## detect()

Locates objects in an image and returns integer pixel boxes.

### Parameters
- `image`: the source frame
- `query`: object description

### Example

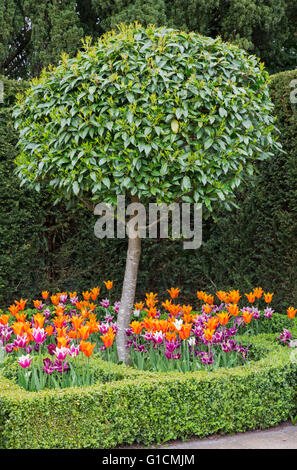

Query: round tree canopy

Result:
[14,23,280,210]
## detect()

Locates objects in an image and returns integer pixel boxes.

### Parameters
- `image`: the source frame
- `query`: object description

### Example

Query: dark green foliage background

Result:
[0,70,296,310]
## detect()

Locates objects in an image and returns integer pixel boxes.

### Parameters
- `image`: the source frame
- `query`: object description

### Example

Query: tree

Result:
[14,23,280,363]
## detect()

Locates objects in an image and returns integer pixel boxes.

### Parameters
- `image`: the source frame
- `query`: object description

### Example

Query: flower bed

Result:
[0,286,297,389]
[1,332,297,449]
[1,286,297,448]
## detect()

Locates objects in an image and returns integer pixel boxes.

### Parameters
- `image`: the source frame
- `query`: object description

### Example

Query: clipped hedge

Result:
[1,330,297,449]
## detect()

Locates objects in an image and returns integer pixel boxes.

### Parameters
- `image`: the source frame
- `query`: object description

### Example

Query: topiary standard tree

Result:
[14,23,280,363]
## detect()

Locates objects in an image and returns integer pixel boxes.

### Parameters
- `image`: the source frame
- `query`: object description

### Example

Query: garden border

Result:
[1,328,297,448]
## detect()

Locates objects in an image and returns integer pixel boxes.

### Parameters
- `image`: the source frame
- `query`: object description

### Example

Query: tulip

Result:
[134,301,144,311]
[253,287,263,299]
[245,292,255,303]
[100,298,110,309]
[32,327,47,344]
[178,323,192,340]
[54,346,69,360]
[14,334,29,348]
[228,290,241,303]
[264,292,274,303]
[167,287,180,299]
[100,328,116,348]
[130,321,144,334]
[69,344,80,357]
[17,354,32,368]
[287,307,297,319]
[104,280,113,290]
[0,314,10,326]
[242,311,253,324]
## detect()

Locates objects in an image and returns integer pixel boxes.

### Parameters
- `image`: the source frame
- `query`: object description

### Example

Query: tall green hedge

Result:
[0,70,296,310]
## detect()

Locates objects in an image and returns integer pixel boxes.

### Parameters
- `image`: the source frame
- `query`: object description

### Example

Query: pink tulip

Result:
[69,344,79,357]
[17,354,32,368]
[32,327,47,344]
[54,346,68,360]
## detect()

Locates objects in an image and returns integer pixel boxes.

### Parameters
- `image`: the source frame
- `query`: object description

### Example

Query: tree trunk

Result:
[116,232,141,364]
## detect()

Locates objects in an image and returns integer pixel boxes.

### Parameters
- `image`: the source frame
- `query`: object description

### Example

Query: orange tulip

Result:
[90,287,100,301]
[42,291,49,300]
[204,317,219,330]
[181,305,193,316]
[33,313,45,328]
[68,329,77,339]
[51,295,60,306]
[253,287,263,299]
[156,319,169,334]
[0,314,10,325]
[216,312,230,326]
[167,287,180,299]
[80,308,90,319]
[86,319,99,333]
[69,292,77,298]
[197,290,206,301]
[82,291,91,301]
[130,321,144,334]
[52,315,67,328]
[45,325,54,336]
[228,290,241,304]
[202,304,213,314]
[144,306,158,318]
[204,328,214,341]
[142,317,156,331]
[182,312,194,324]
[78,325,90,340]
[145,292,158,308]
[216,291,229,303]
[264,292,274,303]
[242,311,253,324]
[11,322,24,336]
[245,292,255,303]
[56,326,68,337]
[165,331,177,341]
[178,323,192,340]
[55,305,65,317]
[57,336,70,348]
[8,304,20,316]
[167,303,181,317]
[204,294,214,305]
[88,303,97,312]
[100,328,115,348]
[134,301,145,311]
[71,315,84,330]
[33,300,43,309]
[162,299,172,312]
[104,280,113,290]
[14,299,27,311]
[227,303,240,317]
[80,340,96,357]
[15,312,27,323]
[287,307,297,319]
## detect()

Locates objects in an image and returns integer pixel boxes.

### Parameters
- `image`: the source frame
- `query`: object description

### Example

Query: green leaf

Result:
[182,175,191,190]
[171,119,179,134]
[73,181,79,195]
